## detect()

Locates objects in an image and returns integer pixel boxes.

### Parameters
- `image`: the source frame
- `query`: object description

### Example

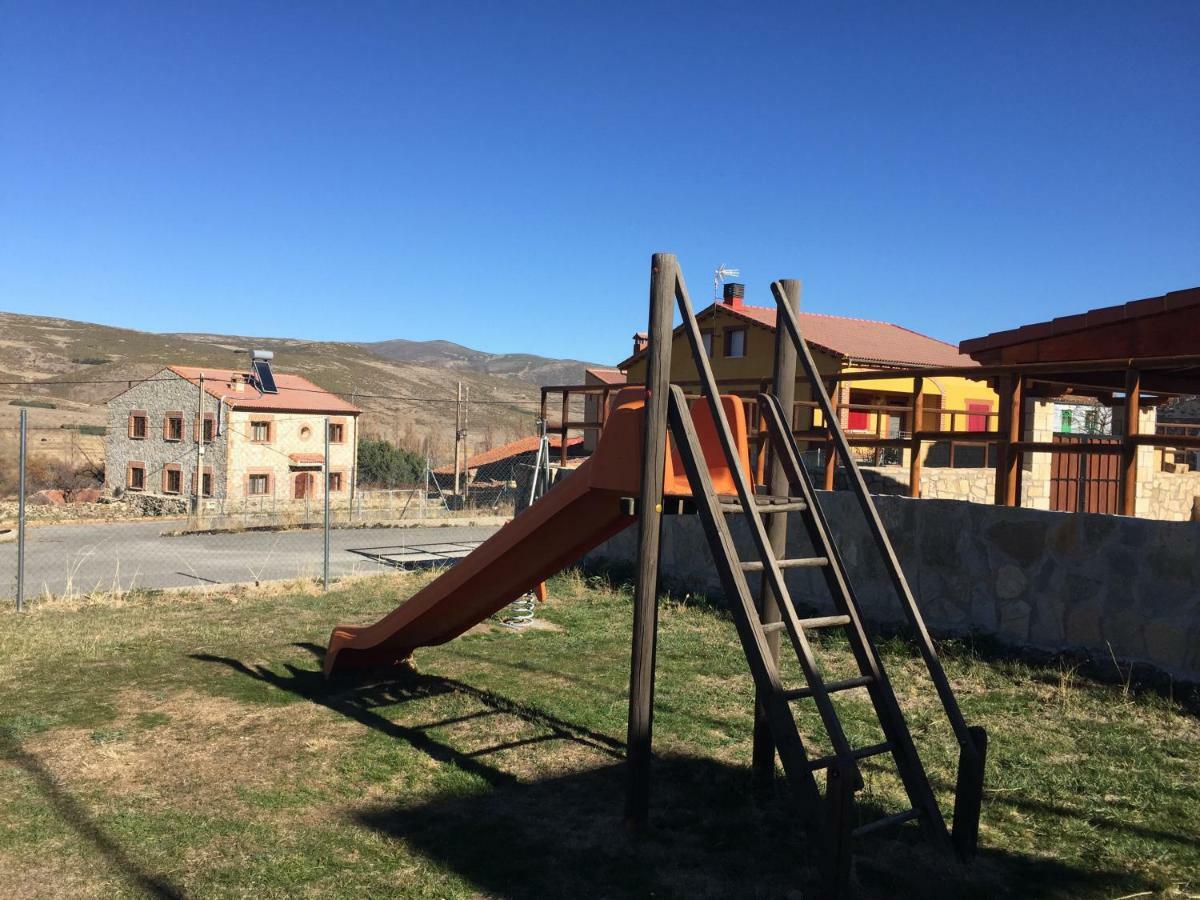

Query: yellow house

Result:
[618,283,996,462]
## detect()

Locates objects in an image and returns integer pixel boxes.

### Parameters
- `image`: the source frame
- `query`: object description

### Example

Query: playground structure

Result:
[325,254,987,896]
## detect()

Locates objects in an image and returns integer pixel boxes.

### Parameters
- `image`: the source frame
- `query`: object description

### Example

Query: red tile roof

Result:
[584,367,627,385]
[619,302,975,369]
[432,435,583,475]
[959,286,1200,357]
[167,366,361,414]
[288,453,326,464]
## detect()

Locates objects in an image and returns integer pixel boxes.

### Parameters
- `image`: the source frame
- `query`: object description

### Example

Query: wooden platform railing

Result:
[541,381,1005,490]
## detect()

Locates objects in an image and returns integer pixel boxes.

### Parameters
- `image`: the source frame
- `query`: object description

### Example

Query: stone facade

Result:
[105,372,228,499]
[223,409,357,502]
[106,371,358,504]
[585,493,1200,681]
[1141,469,1200,522]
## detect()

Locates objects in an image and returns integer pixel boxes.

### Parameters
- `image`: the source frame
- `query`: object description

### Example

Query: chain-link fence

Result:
[0,392,574,605]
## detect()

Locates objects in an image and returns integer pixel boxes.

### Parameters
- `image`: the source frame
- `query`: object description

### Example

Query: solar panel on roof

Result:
[253,358,278,394]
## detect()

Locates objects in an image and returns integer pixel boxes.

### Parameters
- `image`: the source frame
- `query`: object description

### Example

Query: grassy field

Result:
[0,572,1197,898]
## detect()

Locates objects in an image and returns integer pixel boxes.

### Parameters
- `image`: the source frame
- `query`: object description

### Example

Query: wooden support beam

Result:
[908,378,924,498]
[1120,369,1141,516]
[560,391,570,465]
[625,252,675,825]
[823,380,839,490]
[752,277,800,789]
[993,376,1023,506]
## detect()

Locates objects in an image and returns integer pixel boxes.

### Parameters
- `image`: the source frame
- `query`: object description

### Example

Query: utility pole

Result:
[195,373,205,521]
[463,384,470,504]
[16,408,27,612]
[453,381,463,499]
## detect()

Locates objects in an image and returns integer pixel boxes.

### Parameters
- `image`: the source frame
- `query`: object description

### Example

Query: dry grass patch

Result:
[21,688,360,813]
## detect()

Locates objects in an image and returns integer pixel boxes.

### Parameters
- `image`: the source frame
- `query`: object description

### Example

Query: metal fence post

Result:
[16,408,27,612]
[323,416,331,591]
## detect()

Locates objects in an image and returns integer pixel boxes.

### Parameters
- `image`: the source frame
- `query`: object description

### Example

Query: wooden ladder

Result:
[663,270,987,896]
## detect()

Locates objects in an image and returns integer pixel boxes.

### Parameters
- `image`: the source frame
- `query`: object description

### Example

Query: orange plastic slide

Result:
[323,387,749,676]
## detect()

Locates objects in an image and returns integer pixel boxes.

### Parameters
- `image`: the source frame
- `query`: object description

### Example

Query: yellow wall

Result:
[622,305,997,432]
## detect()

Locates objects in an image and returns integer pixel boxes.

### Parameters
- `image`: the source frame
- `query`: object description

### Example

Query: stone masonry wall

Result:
[105,372,227,499]
[1142,469,1200,522]
[585,493,1200,681]
[224,410,357,501]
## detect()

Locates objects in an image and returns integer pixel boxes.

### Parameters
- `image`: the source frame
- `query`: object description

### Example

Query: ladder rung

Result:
[808,740,895,772]
[851,808,920,838]
[797,614,851,630]
[762,614,848,636]
[718,495,808,513]
[739,556,829,572]
[779,675,874,702]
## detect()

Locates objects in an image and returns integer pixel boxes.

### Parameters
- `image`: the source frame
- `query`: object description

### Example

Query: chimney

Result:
[632,332,649,356]
[231,374,245,393]
[722,282,745,309]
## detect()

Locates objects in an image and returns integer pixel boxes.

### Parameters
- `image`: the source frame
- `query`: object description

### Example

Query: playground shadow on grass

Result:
[194,645,1139,900]
[192,643,624,791]
[354,756,1137,900]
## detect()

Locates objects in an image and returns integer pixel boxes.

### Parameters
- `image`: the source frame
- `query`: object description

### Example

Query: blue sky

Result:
[2,1,1197,365]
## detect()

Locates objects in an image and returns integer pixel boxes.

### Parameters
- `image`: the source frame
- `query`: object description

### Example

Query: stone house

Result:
[105,358,361,505]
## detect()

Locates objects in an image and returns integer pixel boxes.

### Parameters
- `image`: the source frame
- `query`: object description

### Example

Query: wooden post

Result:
[908,377,924,498]
[994,376,1023,506]
[1120,369,1141,516]
[625,252,675,825]
[752,278,800,788]
[560,389,570,465]
[823,381,839,490]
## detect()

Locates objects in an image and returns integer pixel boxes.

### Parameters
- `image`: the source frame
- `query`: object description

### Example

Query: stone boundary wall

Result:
[1141,469,1200,522]
[585,492,1200,682]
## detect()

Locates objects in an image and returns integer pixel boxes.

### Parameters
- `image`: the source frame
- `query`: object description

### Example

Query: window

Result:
[164,412,184,442]
[847,410,870,431]
[248,473,270,495]
[128,411,148,440]
[127,462,146,491]
[967,401,992,433]
[195,413,216,443]
[1060,409,1073,434]
[192,467,213,497]
[328,471,344,492]
[250,420,271,443]
[328,422,345,443]
[724,328,746,358]
[163,465,182,494]
[700,331,714,358]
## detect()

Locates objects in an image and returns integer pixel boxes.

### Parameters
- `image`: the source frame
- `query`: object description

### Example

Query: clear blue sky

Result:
[2,1,1197,365]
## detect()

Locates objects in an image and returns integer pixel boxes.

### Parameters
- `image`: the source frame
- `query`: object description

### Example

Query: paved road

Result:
[0,519,503,599]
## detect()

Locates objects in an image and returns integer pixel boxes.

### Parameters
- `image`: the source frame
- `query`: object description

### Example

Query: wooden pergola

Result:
[829,286,1200,515]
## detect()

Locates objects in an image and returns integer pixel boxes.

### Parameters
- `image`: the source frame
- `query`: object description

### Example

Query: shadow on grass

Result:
[191,642,624,791]
[354,756,1137,900]
[193,644,1139,899]
[932,632,1200,717]
[0,734,184,899]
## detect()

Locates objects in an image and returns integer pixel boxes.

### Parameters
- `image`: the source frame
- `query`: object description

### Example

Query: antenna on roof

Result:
[714,265,740,300]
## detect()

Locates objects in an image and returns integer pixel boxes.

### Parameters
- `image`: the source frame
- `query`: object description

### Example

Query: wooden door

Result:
[294,472,314,500]
[1050,435,1120,514]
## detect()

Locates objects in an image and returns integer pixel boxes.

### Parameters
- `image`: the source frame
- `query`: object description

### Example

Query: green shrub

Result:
[357,438,424,487]
[71,357,110,365]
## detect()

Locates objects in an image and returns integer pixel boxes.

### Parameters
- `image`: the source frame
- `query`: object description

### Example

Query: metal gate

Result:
[1050,434,1120,514]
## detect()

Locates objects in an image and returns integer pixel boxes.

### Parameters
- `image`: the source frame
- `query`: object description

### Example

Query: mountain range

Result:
[0,311,604,463]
